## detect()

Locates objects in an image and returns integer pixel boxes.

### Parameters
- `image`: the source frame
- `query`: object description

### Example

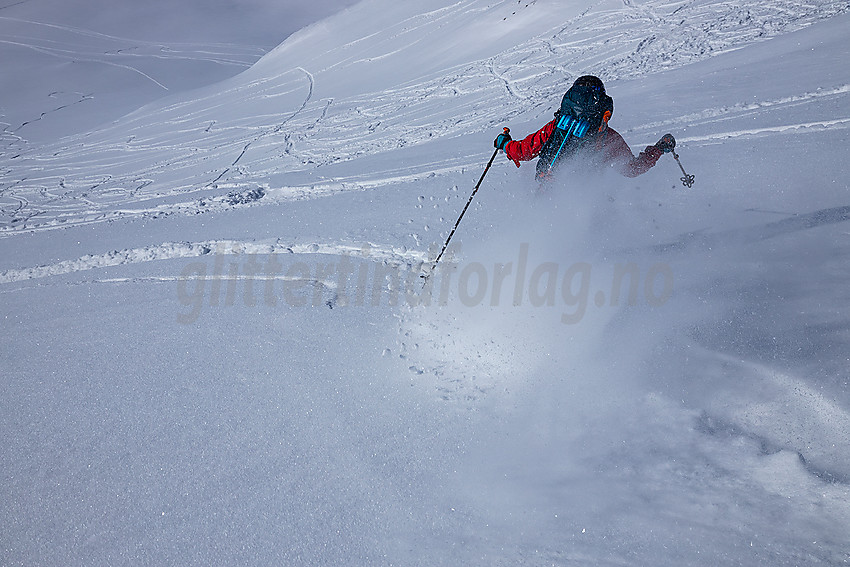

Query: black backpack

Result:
[535,78,614,180]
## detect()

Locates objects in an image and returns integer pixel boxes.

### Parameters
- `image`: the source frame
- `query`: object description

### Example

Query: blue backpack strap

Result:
[538,114,592,175]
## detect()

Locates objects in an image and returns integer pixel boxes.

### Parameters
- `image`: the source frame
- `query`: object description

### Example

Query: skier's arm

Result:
[621,145,663,178]
[603,128,663,178]
[504,119,557,164]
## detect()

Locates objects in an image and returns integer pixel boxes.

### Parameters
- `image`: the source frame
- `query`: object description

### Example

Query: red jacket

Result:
[504,118,663,178]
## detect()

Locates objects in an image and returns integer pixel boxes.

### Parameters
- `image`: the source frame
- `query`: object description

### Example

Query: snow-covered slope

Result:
[3,0,846,236]
[0,0,361,143]
[2,0,850,565]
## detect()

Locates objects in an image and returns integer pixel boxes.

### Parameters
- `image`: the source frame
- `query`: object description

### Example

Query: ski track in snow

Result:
[207,67,315,186]
[0,15,265,71]
[0,238,426,285]
[1,0,847,236]
[0,14,267,158]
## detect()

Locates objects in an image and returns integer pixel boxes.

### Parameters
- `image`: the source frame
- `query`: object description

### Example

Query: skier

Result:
[494,75,676,181]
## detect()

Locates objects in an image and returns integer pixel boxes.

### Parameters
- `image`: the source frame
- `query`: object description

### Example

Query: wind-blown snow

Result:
[2,0,850,565]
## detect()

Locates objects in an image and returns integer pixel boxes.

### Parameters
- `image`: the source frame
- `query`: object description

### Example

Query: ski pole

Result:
[672,149,695,188]
[422,128,509,280]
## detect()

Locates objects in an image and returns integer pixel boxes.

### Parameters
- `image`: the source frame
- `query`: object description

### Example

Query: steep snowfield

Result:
[2,0,850,565]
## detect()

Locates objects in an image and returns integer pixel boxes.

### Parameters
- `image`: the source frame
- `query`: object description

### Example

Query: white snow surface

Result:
[3,0,850,565]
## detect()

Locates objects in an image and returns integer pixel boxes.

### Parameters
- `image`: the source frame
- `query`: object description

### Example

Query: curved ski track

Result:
[0,237,426,286]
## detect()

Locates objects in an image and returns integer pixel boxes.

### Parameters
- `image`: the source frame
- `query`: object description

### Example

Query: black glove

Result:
[494,131,512,150]
[655,133,676,153]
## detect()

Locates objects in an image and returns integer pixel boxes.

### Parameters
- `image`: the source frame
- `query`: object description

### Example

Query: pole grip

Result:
[502,127,520,167]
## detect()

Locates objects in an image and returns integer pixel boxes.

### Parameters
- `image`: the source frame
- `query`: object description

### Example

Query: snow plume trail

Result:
[397,170,667,402]
[396,153,850,561]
